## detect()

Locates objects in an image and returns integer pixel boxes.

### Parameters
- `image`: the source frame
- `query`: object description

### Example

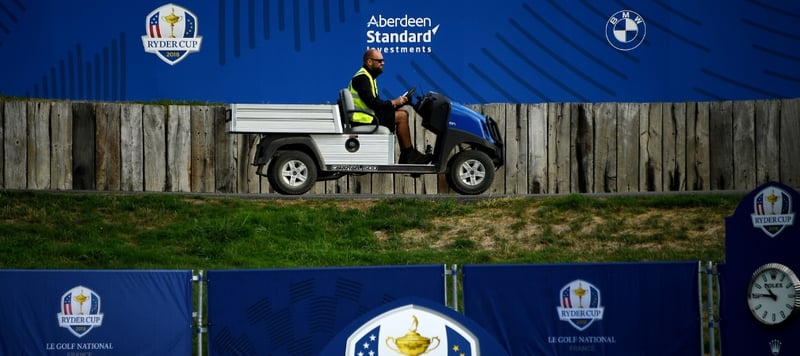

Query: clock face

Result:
[747,263,800,325]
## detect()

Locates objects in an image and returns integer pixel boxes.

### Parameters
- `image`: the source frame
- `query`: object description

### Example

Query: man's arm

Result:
[352,74,394,112]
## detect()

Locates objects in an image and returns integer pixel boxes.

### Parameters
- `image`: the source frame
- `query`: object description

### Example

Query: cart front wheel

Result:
[446,150,495,195]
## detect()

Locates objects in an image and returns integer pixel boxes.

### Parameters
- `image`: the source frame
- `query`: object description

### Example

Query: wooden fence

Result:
[1,98,798,195]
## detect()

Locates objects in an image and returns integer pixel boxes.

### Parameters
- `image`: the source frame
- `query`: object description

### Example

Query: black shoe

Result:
[399,149,432,164]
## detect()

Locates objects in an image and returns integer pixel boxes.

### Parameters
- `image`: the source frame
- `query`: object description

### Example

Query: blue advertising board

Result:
[462,262,701,355]
[718,181,800,356]
[0,270,194,355]
[2,1,799,104]
[206,265,445,355]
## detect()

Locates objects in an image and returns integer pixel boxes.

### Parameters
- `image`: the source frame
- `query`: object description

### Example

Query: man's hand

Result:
[392,95,408,107]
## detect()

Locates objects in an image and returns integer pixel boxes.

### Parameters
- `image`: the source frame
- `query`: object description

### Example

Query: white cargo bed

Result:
[229,103,343,134]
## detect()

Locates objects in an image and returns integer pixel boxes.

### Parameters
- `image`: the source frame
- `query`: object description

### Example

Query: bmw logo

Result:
[605,10,646,51]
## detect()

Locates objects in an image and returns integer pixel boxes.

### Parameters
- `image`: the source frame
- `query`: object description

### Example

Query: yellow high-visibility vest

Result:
[348,68,378,123]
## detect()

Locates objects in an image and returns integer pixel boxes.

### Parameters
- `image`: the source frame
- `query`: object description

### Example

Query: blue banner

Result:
[206,265,445,355]
[0,270,193,355]
[1,1,799,104]
[462,262,701,355]
[718,181,800,356]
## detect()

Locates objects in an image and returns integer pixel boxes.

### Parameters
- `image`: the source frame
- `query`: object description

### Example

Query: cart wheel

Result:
[446,150,495,195]
[267,151,317,195]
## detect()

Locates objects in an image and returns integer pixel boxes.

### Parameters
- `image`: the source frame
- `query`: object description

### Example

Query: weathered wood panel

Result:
[527,104,547,194]
[665,103,687,191]
[617,103,639,192]
[688,102,710,190]
[549,103,573,193]
[575,103,594,193]
[95,102,121,191]
[732,101,756,190]
[642,103,661,191]
[167,105,191,192]
[708,101,734,190]
[754,100,780,183]
[120,104,143,191]
[50,102,72,190]
[27,102,51,190]
[483,104,507,195]
[237,134,262,194]
[594,103,616,192]
[780,99,800,188]
[4,102,26,189]
[72,102,96,190]
[143,105,166,192]
[214,107,237,193]
[190,106,215,193]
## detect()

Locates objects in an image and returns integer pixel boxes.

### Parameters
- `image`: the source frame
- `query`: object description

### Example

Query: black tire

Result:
[267,151,317,195]
[446,150,495,195]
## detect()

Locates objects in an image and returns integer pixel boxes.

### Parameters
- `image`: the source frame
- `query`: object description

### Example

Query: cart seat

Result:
[338,89,390,134]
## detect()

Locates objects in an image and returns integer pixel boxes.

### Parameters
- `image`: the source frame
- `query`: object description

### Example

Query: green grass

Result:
[0,190,743,269]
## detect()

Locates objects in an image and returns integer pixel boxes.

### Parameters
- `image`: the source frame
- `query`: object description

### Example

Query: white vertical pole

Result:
[706,262,716,356]
[451,264,459,312]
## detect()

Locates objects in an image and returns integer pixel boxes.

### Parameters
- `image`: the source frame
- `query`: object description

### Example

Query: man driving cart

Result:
[349,49,432,164]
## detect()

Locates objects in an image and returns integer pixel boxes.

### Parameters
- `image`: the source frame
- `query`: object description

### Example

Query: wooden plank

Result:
[237,134,262,194]
[143,105,166,192]
[72,102,96,190]
[754,100,780,184]
[616,103,639,192]
[688,102,710,190]
[575,103,594,193]
[482,103,506,194]
[642,103,661,191]
[167,105,192,192]
[190,106,215,193]
[664,103,687,191]
[780,98,800,188]
[732,100,756,190]
[548,103,572,193]
[507,103,524,194]
[567,104,580,193]
[50,102,72,190]
[419,111,438,195]
[27,102,51,190]
[593,103,617,193]
[120,104,144,191]
[4,101,27,189]
[686,103,708,190]
[95,103,121,190]
[527,104,547,194]
[708,101,734,190]
[214,106,237,193]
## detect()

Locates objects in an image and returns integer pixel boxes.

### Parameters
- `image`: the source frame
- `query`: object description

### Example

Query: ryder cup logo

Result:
[57,286,104,338]
[752,186,794,238]
[557,280,604,331]
[141,4,203,65]
[605,10,646,51]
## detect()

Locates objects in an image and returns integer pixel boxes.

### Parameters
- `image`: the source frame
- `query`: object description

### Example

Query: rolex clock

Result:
[747,263,800,325]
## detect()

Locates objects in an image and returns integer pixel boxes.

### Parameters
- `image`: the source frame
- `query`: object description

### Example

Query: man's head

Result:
[362,49,385,75]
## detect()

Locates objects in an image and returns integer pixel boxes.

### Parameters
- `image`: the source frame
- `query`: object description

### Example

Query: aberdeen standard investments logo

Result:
[141,4,203,65]
[57,286,104,338]
[605,10,646,51]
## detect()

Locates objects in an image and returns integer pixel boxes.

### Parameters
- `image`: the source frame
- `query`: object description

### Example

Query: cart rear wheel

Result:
[446,150,495,195]
[267,151,317,195]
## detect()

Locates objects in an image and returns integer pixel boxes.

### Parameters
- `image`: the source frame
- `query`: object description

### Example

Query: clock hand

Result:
[767,288,778,301]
